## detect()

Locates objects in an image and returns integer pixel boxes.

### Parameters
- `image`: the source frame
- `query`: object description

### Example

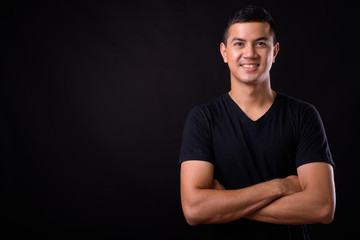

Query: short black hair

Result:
[223,5,277,46]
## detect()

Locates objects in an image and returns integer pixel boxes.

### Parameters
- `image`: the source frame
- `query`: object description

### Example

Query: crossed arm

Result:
[180,160,335,226]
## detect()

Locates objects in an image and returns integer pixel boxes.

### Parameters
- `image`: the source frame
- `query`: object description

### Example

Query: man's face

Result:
[220,22,279,85]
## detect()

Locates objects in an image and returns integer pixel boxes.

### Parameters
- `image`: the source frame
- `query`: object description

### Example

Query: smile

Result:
[240,64,259,68]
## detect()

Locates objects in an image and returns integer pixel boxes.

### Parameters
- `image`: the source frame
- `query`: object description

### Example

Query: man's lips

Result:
[240,63,260,68]
[240,63,260,71]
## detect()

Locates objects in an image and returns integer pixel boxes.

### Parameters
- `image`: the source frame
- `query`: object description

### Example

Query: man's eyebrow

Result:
[255,37,269,41]
[231,37,245,42]
[231,37,270,42]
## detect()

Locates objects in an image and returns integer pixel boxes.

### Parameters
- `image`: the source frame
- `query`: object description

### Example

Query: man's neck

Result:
[229,78,276,120]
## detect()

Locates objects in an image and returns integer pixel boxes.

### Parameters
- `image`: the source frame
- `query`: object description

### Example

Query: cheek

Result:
[228,51,241,64]
[267,49,275,61]
[259,51,273,66]
[267,54,275,66]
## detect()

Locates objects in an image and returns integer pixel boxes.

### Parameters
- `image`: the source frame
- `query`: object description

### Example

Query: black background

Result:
[3,0,359,239]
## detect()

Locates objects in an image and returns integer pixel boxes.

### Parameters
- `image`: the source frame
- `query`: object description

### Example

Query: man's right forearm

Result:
[182,177,299,226]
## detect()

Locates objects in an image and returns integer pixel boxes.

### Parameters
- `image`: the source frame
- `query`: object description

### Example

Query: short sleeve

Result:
[295,105,335,168]
[178,106,214,166]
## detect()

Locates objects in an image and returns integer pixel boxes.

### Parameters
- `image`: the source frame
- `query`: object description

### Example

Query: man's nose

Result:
[243,45,257,58]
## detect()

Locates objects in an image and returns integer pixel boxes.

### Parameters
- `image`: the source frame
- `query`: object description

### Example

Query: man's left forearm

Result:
[246,162,335,225]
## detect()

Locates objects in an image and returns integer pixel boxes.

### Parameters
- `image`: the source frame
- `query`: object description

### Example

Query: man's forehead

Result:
[228,22,272,38]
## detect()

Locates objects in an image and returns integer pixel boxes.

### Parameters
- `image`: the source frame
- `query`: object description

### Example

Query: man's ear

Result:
[220,42,228,63]
[272,42,280,63]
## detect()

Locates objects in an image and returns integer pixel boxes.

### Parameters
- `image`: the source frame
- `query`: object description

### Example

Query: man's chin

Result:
[232,76,261,85]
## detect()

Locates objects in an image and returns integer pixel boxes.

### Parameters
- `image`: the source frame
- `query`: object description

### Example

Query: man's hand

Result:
[282,175,302,196]
[212,179,225,190]
[212,176,302,195]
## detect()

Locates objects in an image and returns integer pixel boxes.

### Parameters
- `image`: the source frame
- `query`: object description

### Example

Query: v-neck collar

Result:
[223,91,280,126]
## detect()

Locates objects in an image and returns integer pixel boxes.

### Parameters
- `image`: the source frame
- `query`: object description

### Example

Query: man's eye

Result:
[234,42,244,47]
[256,42,266,47]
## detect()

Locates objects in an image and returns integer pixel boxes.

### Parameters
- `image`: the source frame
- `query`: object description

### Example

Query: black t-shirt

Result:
[179,92,334,239]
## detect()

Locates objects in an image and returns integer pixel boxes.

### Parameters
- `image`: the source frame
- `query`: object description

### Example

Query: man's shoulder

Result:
[277,92,317,113]
[190,93,228,114]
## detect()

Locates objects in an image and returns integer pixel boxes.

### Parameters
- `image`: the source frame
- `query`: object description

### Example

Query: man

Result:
[178,5,335,239]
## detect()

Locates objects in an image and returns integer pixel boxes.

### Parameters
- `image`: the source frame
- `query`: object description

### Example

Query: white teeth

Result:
[242,64,258,68]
